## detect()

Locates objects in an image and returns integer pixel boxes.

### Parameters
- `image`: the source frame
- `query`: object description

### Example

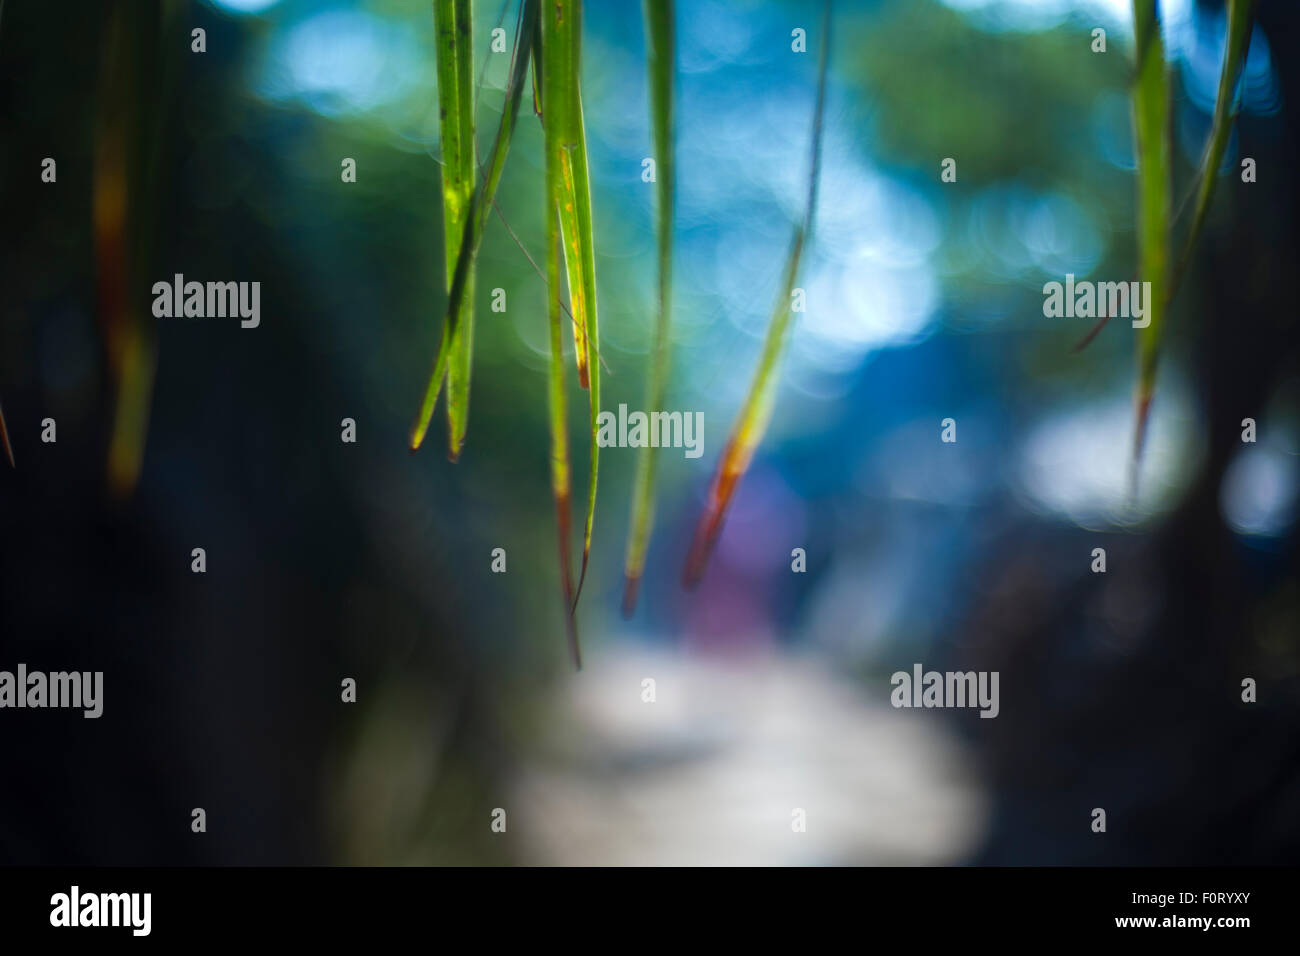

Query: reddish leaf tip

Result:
[621,574,641,618]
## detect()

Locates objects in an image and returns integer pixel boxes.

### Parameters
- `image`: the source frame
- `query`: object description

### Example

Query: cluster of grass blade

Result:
[412,0,477,461]
[408,0,833,649]
[622,0,676,617]
[411,0,600,668]
[1127,0,1255,491]
[411,0,537,454]
[682,0,831,588]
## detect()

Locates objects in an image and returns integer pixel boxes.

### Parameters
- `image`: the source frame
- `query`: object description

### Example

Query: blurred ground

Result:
[512,648,986,865]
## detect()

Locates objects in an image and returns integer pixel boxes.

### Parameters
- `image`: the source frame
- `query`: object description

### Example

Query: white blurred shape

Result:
[1017,393,1201,527]
[512,648,986,865]
[1221,443,1298,538]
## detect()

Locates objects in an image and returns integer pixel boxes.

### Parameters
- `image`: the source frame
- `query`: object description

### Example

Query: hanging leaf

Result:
[541,0,599,667]
[1128,0,1172,491]
[426,0,476,460]
[1168,0,1257,299]
[412,0,539,454]
[683,0,831,588]
[623,0,675,616]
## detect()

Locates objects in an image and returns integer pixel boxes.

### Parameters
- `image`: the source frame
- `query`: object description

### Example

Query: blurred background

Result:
[0,0,1296,865]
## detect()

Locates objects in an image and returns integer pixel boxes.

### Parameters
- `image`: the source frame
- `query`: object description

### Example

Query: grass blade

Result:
[560,98,602,608]
[539,0,601,615]
[541,0,587,667]
[1168,0,1256,301]
[423,0,476,461]
[1128,0,1172,492]
[411,0,538,453]
[622,0,675,616]
[1080,2,1254,365]
[683,0,830,588]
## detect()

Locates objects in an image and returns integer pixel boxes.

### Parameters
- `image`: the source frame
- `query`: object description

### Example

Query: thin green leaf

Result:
[420,0,476,461]
[1128,0,1172,491]
[542,0,586,668]
[683,0,830,588]
[623,0,675,616]
[1168,0,1256,301]
[536,0,601,615]
[411,0,538,453]
[562,101,602,609]
[1078,0,1254,367]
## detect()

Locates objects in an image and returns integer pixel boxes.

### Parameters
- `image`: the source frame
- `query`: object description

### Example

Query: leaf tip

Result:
[0,403,14,469]
[1129,387,1155,499]
[620,574,641,618]
[682,531,712,591]
[572,550,590,613]
[564,597,583,670]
